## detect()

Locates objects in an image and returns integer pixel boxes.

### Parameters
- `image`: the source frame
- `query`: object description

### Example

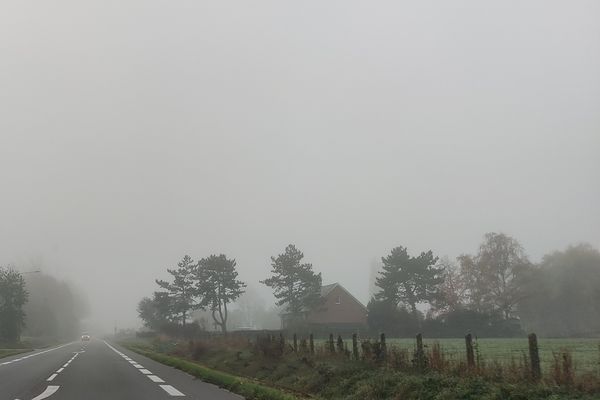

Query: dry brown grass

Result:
[148,334,600,395]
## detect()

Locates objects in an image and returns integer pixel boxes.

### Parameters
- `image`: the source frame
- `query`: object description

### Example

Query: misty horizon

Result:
[1,1,598,334]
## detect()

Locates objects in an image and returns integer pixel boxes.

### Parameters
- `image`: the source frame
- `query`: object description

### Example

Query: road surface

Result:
[0,339,242,400]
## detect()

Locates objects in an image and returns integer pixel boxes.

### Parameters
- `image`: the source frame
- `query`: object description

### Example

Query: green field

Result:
[315,337,600,373]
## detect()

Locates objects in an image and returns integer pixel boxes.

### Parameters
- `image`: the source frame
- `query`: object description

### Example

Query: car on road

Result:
[81,334,91,341]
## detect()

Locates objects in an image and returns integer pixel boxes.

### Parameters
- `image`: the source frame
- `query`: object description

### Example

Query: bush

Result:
[367,300,420,337]
[422,310,524,338]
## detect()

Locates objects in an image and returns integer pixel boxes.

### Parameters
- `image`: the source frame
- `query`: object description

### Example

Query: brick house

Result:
[281,282,368,334]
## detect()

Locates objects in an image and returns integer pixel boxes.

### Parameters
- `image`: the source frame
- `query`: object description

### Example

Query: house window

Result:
[335,295,341,305]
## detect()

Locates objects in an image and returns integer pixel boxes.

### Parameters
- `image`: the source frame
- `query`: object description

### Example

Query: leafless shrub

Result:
[427,342,447,372]
[388,346,410,370]
[551,349,574,387]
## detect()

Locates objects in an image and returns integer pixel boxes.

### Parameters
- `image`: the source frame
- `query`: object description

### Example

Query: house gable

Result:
[305,283,367,325]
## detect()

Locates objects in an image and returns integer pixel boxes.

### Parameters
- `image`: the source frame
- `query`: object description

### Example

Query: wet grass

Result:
[123,342,302,400]
[314,337,600,372]
[401,338,599,373]
[0,348,32,359]
[122,336,600,400]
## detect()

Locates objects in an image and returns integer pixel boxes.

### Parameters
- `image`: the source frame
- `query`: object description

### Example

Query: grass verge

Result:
[121,337,600,400]
[0,348,33,359]
[122,343,303,400]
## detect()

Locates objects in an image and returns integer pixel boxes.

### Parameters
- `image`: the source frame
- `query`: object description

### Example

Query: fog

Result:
[1,1,598,333]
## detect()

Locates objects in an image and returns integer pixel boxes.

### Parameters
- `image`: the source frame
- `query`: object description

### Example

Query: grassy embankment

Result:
[0,337,63,359]
[123,340,299,400]
[123,336,600,400]
[0,346,33,359]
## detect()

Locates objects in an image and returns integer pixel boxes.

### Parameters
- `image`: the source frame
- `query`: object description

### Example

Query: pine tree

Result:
[196,254,245,333]
[375,246,443,321]
[155,255,197,326]
[261,244,322,320]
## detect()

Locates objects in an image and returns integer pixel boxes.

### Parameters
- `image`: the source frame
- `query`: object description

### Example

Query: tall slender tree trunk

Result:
[222,301,228,334]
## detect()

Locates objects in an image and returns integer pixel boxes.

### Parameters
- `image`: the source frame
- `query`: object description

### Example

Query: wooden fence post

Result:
[352,333,359,360]
[597,344,600,378]
[415,333,425,370]
[293,333,298,353]
[328,333,335,354]
[279,333,285,355]
[380,333,387,361]
[309,333,314,355]
[528,333,541,380]
[465,333,475,370]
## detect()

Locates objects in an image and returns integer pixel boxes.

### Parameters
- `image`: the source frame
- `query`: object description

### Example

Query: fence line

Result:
[251,330,600,381]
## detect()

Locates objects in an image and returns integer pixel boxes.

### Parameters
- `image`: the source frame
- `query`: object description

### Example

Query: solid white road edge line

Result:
[160,385,185,396]
[31,386,60,400]
[0,342,76,368]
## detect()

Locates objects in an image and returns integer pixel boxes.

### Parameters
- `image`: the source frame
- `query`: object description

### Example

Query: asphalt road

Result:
[0,339,242,400]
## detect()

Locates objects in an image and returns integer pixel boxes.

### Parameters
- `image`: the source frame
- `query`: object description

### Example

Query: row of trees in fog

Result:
[369,232,530,335]
[0,267,88,344]
[139,233,600,338]
[138,255,246,334]
[139,244,323,334]
[517,244,600,336]
[22,273,89,341]
[368,234,600,337]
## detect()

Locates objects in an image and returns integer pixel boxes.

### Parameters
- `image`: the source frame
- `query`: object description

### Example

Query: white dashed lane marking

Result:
[148,375,165,383]
[42,343,87,385]
[103,341,186,397]
[160,385,185,396]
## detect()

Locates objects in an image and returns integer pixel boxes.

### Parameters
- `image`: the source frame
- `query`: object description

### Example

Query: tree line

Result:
[369,233,600,337]
[138,254,246,334]
[139,245,322,334]
[0,267,88,344]
[139,234,600,338]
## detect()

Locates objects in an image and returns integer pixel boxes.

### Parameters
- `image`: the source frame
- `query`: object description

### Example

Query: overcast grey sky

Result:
[1,1,599,331]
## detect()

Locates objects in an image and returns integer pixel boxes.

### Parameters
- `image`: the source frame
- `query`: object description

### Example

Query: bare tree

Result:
[459,233,531,319]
